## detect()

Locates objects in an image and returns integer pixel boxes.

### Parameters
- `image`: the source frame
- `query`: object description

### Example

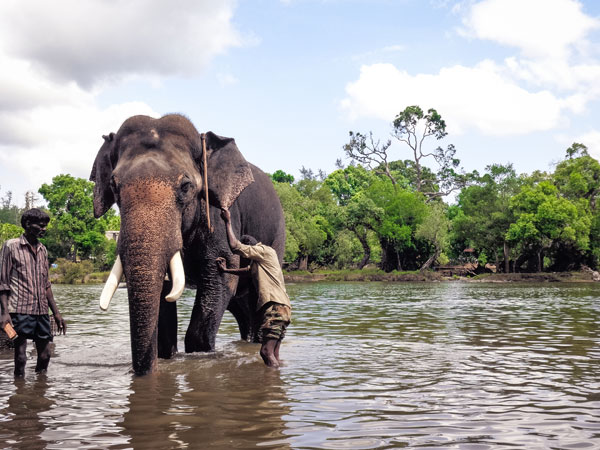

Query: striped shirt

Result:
[0,235,51,314]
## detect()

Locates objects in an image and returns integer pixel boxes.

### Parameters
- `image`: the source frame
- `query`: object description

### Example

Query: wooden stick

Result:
[201,133,212,232]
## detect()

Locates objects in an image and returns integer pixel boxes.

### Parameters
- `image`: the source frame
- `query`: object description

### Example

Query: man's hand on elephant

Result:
[216,257,227,271]
[220,208,230,223]
[54,313,67,335]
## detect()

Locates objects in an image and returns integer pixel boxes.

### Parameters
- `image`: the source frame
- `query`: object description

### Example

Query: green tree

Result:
[507,181,591,272]
[451,164,520,272]
[416,202,450,271]
[325,165,374,206]
[392,106,477,198]
[271,170,295,184]
[365,177,428,271]
[553,143,600,210]
[344,105,476,199]
[0,223,23,246]
[272,181,331,269]
[0,189,21,225]
[39,174,119,263]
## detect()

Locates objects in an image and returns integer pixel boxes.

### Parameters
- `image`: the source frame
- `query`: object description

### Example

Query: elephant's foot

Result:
[259,338,280,368]
[184,330,215,353]
[157,342,177,359]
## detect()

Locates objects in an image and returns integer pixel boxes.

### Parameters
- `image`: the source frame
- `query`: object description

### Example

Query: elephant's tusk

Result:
[165,251,185,302]
[99,255,123,311]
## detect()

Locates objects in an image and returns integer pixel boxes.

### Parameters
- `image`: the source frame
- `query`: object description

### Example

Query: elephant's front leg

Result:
[158,280,178,358]
[184,273,236,353]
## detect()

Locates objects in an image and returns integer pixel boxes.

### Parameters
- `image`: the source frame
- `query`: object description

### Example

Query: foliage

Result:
[0,223,23,246]
[38,174,120,265]
[506,180,591,271]
[272,181,331,267]
[416,202,450,270]
[271,170,295,184]
[3,123,600,277]
[51,258,95,284]
[450,164,520,271]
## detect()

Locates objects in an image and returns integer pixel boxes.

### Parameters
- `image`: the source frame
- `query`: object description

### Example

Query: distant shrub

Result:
[51,258,95,284]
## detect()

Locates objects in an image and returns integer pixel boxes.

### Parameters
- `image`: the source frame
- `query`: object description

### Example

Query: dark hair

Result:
[21,208,50,228]
[240,235,258,245]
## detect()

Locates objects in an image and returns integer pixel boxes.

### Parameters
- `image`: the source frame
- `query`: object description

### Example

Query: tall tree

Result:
[553,143,600,210]
[451,164,520,272]
[326,166,380,268]
[365,177,428,271]
[392,106,476,198]
[416,202,450,271]
[344,105,475,199]
[507,181,591,272]
[39,174,119,261]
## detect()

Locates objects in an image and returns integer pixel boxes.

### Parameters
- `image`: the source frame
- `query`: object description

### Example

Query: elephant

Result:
[90,114,286,375]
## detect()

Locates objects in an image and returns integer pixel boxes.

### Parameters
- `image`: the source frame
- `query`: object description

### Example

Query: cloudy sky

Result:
[1,0,599,206]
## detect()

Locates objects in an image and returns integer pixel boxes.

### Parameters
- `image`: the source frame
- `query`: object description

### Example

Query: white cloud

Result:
[0,100,159,200]
[575,130,600,160]
[0,0,244,205]
[342,0,600,137]
[342,62,562,136]
[460,0,600,92]
[0,0,243,88]
[460,0,599,59]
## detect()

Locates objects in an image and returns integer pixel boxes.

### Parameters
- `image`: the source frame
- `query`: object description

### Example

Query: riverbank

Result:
[49,268,599,285]
[283,269,599,283]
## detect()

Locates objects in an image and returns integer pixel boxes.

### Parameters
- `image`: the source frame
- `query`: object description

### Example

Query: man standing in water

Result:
[0,208,66,377]
[217,208,291,368]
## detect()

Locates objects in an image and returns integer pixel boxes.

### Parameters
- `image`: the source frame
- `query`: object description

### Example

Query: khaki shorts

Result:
[259,302,291,341]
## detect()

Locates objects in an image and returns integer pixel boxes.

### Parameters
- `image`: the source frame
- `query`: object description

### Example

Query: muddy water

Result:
[0,282,599,449]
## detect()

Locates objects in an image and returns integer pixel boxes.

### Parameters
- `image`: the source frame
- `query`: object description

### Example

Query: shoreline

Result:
[49,269,600,285]
[283,270,599,283]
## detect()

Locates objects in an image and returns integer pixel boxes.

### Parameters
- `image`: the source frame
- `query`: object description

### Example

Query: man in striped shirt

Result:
[0,208,66,377]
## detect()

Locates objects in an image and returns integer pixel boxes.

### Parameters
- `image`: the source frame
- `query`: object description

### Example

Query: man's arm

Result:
[0,291,11,329]
[216,257,251,276]
[0,243,12,328]
[221,208,241,250]
[47,286,66,334]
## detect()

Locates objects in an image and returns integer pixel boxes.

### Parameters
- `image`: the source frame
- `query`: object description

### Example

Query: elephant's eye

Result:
[180,180,192,194]
[177,178,195,205]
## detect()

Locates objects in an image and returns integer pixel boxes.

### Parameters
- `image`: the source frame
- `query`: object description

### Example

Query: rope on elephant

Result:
[201,133,213,232]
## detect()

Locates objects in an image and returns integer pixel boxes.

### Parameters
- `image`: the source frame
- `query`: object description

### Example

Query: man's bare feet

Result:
[260,338,280,368]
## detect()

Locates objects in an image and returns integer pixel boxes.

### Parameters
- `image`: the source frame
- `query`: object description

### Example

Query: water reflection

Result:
[120,348,291,449]
[0,377,53,450]
[0,282,598,449]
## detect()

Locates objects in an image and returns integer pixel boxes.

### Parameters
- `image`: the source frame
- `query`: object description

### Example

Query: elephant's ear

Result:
[90,132,117,218]
[203,131,254,209]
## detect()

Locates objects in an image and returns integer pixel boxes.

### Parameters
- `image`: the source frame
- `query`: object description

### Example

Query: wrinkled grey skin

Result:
[90,114,285,375]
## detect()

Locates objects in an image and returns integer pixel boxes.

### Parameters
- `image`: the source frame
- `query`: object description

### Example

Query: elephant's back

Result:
[236,164,286,265]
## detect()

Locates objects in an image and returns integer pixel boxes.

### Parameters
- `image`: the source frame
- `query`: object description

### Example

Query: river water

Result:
[0,282,599,449]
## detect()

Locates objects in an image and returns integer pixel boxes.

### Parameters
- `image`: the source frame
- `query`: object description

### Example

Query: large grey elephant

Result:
[90,114,285,375]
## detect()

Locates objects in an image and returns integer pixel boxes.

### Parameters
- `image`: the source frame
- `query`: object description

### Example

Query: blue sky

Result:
[1,0,600,206]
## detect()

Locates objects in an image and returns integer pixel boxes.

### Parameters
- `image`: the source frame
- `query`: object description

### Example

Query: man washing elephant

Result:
[217,208,291,368]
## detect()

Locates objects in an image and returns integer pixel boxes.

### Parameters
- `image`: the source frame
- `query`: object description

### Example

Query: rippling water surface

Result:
[0,282,599,449]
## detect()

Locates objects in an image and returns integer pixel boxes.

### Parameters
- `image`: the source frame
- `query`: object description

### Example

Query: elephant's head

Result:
[90,114,253,375]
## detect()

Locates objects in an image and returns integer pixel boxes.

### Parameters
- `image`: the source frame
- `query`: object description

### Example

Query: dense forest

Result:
[1,106,599,275]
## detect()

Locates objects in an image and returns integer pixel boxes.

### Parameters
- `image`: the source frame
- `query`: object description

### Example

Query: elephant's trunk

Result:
[118,179,184,375]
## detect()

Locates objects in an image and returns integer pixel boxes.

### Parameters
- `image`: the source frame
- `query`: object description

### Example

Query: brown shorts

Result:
[259,302,291,341]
